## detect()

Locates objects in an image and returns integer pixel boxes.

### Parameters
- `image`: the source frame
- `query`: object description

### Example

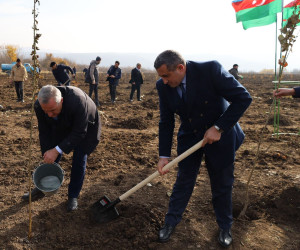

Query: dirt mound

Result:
[141,99,158,109]
[110,117,149,130]
[267,114,293,126]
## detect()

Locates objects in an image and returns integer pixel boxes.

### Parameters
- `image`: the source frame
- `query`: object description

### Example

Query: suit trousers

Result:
[14,81,24,101]
[89,83,99,105]
[165,147,234,230]
[109,83,117,102]
[130,83,141,100]
[55,146,87,198]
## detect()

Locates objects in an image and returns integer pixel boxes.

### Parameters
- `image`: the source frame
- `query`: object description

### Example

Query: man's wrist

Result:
[214,125,224,133]
[55,146,63,154]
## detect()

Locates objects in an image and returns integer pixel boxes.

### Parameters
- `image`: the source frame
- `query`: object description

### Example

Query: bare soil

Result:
[0,72,299,249]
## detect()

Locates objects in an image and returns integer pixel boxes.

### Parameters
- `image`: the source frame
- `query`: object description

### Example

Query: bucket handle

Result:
[32,162,65,175]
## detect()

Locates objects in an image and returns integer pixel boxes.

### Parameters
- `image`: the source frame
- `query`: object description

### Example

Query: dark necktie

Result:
[179,83,186,102]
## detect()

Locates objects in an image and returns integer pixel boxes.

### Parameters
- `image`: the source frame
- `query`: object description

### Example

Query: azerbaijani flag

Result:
[283,0,300,26]
[232,0,282,22]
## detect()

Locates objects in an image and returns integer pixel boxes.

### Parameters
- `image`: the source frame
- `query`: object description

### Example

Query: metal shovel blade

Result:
[90,195,120,224]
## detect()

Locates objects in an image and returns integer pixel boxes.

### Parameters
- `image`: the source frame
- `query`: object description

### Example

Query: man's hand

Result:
[157,158,169,175]
[132,82,136,85]
[43,148,59,163]
[273,88,295,98]
[72,74,76,78]
[110,75,115,78]
[202,126,222,147]
[92,80,96,85]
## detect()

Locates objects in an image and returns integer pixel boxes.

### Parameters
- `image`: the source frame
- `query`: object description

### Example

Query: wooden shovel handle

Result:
[119,139,204,201]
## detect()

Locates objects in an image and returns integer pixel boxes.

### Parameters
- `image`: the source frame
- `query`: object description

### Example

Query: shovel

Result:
[91,139,204,224]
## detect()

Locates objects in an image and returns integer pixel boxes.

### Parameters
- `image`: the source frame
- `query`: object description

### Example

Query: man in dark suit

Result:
[106,61,122,103]
[154,50,252,247]
[129,63,144,101]
[22,85,101,211]
[50,62,75,86]
[274,87,300,98]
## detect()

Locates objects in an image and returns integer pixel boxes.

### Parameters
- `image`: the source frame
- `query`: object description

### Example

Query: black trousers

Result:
[165,147,234,230]
[55,146,87,198]
[130,83,141,100]
[14,81,24,101]
[109,83,117,102]
[89,83,99,105]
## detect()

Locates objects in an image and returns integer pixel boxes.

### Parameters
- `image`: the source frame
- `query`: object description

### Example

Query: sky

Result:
[0,0,299,71]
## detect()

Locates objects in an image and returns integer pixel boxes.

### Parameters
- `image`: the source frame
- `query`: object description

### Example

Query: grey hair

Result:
[136,63,141,67]
[154,50,185,71]
[38,85,62,104]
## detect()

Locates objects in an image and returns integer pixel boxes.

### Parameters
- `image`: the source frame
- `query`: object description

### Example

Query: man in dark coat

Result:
[50,62,75,86]
[228,64,242,81]
[129,63,144,101]
[86,56,101,107]
[73,66,77,79]
[106,61,122,103]
[154,50,252,247]
[22,85,101,211]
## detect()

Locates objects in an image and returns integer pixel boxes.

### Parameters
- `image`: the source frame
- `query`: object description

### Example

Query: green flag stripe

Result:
[242,14,277,30]
[236,0,282,22]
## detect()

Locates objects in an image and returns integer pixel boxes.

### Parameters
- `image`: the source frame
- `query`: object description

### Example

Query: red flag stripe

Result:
[232,0,275,12]
[285,0,300,8]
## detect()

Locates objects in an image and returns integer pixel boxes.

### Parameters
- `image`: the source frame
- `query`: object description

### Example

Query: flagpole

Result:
[277,0,285,136]
[274,14,278,133]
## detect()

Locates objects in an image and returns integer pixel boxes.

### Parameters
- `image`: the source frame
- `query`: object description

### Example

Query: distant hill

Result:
[40,51,275,72]
[19,48,286,72]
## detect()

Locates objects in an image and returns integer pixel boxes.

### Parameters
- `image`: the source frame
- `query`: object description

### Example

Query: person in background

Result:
[50,62,75,86]
[73,66,77,79]
[87,56,101,107]
[154,50,252,247]
[106,61,122,103]
[11,58,28,103]
[129,63,144,102]
[229,64,243,81]
[22,85,101,212]
[274,87,300,98]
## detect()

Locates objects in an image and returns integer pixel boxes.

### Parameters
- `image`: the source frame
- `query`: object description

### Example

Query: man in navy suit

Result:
[154,50,252,247]
[106,61,122,103]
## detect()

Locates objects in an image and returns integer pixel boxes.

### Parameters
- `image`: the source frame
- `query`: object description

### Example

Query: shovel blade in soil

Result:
[90,195,120,224]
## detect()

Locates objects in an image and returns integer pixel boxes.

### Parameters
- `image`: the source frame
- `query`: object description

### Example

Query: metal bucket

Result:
[33,163,64,196]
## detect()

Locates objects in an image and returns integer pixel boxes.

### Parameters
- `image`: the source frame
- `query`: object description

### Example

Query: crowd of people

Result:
[4,51,298,248]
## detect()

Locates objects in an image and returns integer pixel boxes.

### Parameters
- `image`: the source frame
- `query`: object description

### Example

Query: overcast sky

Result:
[0,0,299,71]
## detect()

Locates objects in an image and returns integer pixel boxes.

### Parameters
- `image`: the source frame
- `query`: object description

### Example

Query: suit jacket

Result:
[107,65,122,85]
[34,86,101,155]
[156,60,252,166]
[294,87,300,98]
[130,68,143,85]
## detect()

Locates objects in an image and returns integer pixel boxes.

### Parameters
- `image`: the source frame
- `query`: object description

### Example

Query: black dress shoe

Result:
[158,224,175,243]
[67,198,78,212]
[218,228,233,248]
[22,187,45,201]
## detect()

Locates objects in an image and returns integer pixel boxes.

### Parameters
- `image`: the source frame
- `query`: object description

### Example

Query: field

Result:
[0,72,299,249]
